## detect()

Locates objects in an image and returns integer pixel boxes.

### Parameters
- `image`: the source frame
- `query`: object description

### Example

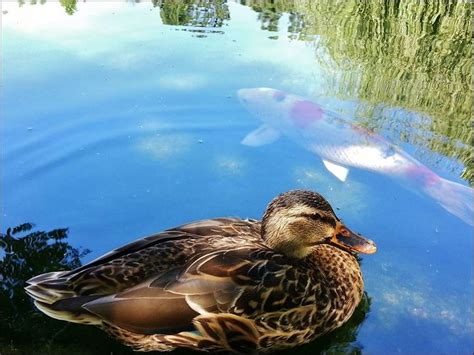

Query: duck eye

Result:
[298,213,319,221]
[296,213,337,229]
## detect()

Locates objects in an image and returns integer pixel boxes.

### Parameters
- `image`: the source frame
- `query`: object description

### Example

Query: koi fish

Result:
[238,87,473,226]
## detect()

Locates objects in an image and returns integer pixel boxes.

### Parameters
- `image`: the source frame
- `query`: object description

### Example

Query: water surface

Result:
[1,1,472,354]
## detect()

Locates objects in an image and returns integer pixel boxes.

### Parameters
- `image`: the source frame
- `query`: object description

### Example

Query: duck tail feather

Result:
[26,271,70,285]
[34,297,102,325]
[25,270,75,304]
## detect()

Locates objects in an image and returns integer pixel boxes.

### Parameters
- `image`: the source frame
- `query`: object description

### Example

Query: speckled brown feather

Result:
[26,202,367,352]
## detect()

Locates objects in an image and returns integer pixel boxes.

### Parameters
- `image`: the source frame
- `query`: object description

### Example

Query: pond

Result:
[1,1,472,354]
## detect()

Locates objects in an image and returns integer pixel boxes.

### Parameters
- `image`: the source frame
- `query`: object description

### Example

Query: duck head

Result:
[262,190,376,259]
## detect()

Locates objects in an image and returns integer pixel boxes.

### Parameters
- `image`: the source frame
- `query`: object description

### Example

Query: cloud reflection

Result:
[137,133,194,160]
[158,73,208,91]
[214,155,247,177]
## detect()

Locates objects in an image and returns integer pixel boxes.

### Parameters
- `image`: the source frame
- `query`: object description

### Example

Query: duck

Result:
[25,190,376,353]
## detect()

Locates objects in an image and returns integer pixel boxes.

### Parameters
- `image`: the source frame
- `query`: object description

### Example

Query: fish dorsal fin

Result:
[241,124,281,147]
[322,159,349,182]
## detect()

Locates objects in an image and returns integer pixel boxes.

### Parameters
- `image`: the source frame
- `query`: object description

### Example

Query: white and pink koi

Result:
[238,87,473,226]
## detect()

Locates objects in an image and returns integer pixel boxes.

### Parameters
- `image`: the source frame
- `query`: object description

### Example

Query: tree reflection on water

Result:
[0,223,128,354]
[154,0,230,28]
[0,223,371,354]
[13,0,472,185]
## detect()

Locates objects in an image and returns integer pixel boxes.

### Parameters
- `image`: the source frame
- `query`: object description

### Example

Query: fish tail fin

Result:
[424,177,473,226]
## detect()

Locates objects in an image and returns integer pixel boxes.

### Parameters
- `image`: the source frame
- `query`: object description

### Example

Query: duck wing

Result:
[27,230,315,352]
[172,217,260,239]
[62,217,257,278]
[80,246,272,335]
[25,218,262,306]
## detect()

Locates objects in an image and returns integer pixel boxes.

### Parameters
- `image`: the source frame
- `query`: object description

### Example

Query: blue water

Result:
[1,2,472,354]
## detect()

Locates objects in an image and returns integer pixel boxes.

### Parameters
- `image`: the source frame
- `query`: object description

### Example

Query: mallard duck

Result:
[25,190,376,353]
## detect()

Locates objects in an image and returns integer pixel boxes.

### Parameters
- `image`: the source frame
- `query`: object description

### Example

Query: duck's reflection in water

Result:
[0,223,371,354]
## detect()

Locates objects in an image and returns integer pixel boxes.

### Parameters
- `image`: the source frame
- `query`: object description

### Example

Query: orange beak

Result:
[330,222,377,254]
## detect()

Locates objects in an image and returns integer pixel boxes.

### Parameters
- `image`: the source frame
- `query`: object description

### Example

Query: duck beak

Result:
[331,222,377,254]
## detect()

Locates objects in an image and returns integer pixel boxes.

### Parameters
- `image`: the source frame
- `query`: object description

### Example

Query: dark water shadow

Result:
[0,223,129,354]
[0,223,370,354]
